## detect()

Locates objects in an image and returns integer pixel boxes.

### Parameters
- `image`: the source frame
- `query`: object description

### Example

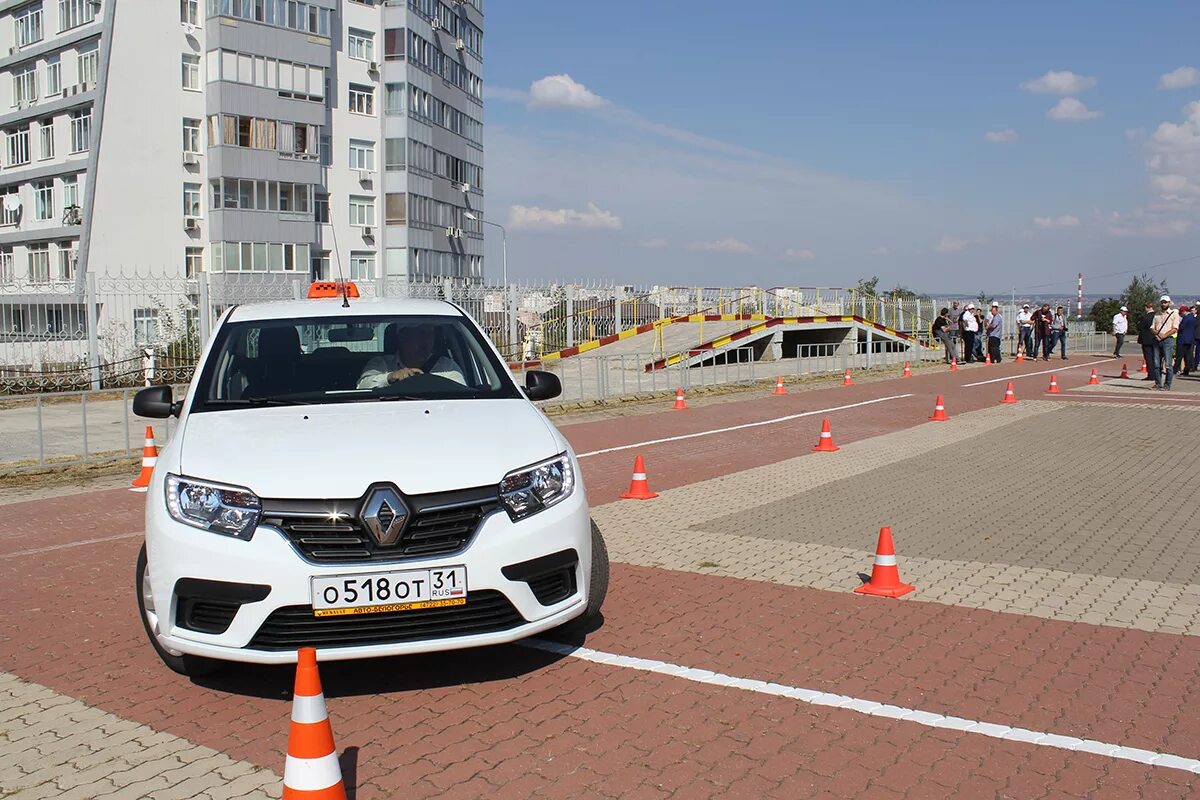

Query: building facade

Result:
[1,0,484,373]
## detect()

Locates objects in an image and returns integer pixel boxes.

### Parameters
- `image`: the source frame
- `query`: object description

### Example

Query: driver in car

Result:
[357,321,466,389]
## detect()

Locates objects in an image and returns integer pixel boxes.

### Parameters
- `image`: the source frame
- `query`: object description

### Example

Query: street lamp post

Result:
[464,212,507,286]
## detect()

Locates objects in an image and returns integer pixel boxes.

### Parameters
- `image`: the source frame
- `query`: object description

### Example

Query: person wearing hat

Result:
[1151,295,1181,390]
[1173,304,1196,376]
[959,302,980,362]
[986,302,1003,363]
[1016,303,1033,357]
[1111,306,1129,358]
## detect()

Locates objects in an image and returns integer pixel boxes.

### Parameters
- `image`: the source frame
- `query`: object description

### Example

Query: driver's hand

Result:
[387,367,423,383]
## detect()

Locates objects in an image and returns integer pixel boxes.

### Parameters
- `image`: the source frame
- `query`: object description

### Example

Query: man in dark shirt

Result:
[1030,303,1053,361]
[1174,305,1196,376]
[1137,303,1157,381]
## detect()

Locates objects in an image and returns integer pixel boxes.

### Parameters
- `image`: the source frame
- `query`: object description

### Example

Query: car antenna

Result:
[326,195,352,308]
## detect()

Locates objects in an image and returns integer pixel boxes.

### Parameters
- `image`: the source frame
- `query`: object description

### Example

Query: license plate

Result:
[311,566,467,617]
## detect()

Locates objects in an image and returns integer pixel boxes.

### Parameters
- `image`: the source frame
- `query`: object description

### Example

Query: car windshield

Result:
[191,313,521,411]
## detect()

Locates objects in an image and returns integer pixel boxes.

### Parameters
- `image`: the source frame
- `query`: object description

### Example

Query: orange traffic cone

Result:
[773,376,787,396]
[1120,363,1130,379]
[130,426,158,493]
[620,455,659,500]
[929,394,950,421]
[1000,382,1018,404]
[672,388,687,410]
[854,526,915,598]
[282,648,346,800]
[812,419,840,452]
[1047,375,1060,394]
[1088,369,1100,385]
[949,358,959,372]
[1139,360,1148,374]
[842,369,854,386]
[1015,345,1025,363]
[902,361,912,378]
[985,353,992,365]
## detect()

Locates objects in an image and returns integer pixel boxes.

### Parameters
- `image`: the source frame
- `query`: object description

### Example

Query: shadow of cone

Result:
[620,455,658,500]
[130,426,157,493]
[1088,369,1100,385]
[283,648,346,799]
[854,526,915,598]
[672,388,687,410]
[1047,375,1060,394]
[1000,382,1018,404]
[812,419,839,452]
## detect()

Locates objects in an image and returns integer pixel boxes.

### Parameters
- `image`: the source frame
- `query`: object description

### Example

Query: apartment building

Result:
[1,0,484,370]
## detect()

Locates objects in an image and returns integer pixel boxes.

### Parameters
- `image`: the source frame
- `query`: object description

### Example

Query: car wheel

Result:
[584,518,609,620]
[136,543,219,678]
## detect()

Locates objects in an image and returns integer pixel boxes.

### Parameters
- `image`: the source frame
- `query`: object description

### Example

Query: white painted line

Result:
[0,532,141,560]
[1058,392,1200,403]
[524,639,1200,774]
[961,359,1112,388]
[575,394,913,459]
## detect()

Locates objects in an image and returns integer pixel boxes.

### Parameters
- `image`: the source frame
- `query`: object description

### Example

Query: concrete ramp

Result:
[536,314,770,363]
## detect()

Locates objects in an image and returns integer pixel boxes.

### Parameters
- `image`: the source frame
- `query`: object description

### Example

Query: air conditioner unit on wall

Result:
[183,152,199,165]
[357,169,371,183]
[455,38,465,51]
[361,225,373,237]
[367,61,378,73]
[184,216,199,231]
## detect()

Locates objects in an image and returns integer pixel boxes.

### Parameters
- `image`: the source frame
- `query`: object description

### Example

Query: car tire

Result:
[584,518,609,620]
[136,544,219,678]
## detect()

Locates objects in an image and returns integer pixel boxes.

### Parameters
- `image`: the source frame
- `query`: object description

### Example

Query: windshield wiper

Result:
[206,397,308,407]
[374,394,424,401]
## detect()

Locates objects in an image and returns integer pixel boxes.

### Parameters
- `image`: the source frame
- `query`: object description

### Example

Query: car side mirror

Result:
[133,385,180,418]
[524,370,561,402]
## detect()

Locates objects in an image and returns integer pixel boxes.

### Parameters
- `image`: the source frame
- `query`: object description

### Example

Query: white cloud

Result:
[934,235,969,253]
[527,74,609,111]
[1145,101,1200,202]
[1020,70,1097,95]
[1047,97,1102,122]
[984,129,1019,143]
[869,246,890,256]
[688,238,756,254]
[1107,217,1192,238]
[783,248,816,261]
[638,238,669,249]
[1159,66,1200,90]
[1033,214,1081,229]
[508,202,623,232]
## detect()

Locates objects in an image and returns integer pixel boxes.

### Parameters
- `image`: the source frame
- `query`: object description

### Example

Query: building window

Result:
[319,134,330,166]
[385,192,406,225]
[33,181,52,221]
[348,28,374,61]
[28,243,50,284]
[349,252,375,280]
[13,65,37,107]
[7,127,30,166]
[185,246,202,278]
[69,109,90,152]
[15,5,43,48]
[384,138,405,171]
[133,308,159,346]
[183,183,201,217]
[45,55,61,96]
[348,139,374,171]
[0,189,17,226]
[56,243,74,281]
[384,28,405,60]
[181,0,198,25]
[59,0,97,31]
[38,119,52,160]
[349,196,375,227]
[310,250,329,280]
[315,193,329,223]
[182,53,200,91]
[183,118,200,153]
[348,84,373,115]
[384,82,404,115]
[0,247,12,284]
[62,174,78,211]
[77,43,98,88]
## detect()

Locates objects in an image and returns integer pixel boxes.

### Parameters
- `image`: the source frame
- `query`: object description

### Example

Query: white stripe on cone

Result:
[819,432,832,439]
[143,456,157,466]
[282,753,343,792]
[290,693,329,724]
[874,554,897,566]
[631,473,647,480]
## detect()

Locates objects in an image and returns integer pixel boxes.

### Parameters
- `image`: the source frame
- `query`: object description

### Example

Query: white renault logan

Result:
[133,283,606,676]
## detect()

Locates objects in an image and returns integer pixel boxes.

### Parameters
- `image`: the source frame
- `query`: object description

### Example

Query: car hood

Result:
[177,399,564,499]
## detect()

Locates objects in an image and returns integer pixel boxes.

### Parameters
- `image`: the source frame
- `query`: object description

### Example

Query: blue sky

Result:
[480,1,1200,296]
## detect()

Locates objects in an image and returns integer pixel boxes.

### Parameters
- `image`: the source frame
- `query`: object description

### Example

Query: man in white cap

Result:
[1016,303,1033,357]
[959,302,980,362]
[1111,305,1128,358]
[1151,295,1180,390]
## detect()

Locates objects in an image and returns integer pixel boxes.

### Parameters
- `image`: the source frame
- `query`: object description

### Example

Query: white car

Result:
[133,283,607,676]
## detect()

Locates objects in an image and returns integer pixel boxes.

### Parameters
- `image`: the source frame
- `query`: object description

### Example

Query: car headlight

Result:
[165,474,261,540]
[499,453,574,521]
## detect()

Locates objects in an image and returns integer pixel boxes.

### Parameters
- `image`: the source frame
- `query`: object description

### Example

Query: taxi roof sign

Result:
[307,280,360,299]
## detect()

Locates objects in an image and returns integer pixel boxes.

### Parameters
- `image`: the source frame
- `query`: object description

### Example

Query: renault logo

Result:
[361,487,409,546]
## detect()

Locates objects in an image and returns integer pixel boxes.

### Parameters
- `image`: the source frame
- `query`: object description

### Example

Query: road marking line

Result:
[0,532,141,560]
[575,394,913,458]
[525,639,1200,774]
[961,358,1112,388]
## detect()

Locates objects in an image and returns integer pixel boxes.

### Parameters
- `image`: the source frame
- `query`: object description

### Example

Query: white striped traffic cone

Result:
[282,648,346,800]
[129,426,157,492]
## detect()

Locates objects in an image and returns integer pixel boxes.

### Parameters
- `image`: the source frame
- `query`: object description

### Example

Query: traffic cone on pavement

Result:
[842,369,854,386]
[812,419,840,452]
[672,388,687,410]
[1015,345,1025,363]
[1088,369,1100,385]
[949,358,959,372]
[854,526,915,598]
[282,648,346,800]
[1047,375,1061,394]
[929,395,950,421]
[1000,382,1018,404]
[773,376,787,396]
[985,353,992,365]
[1139,360,1148,374]
[620,455,659,500]
[902,361,912,378]
[129,426,158,493]
[1120,363,1130,379]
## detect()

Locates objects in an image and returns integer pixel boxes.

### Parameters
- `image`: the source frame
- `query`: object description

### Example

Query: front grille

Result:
[247,590,524,650]
[177,598,241,634]
[262,487,500,564]
[527,567,577,606]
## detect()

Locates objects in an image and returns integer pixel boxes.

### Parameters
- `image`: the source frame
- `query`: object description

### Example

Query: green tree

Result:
[854,276,880,296]
[1088,297,1120,333]
[1121,273,1170,335]
[888,284,929,300]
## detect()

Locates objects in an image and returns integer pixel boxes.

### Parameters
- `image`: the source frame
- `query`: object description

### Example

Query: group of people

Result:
[930,301,1071,364]
[1123,295,1197,391]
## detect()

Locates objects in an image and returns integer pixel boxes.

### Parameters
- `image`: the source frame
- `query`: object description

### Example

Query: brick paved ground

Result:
[3,358,1200,798]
